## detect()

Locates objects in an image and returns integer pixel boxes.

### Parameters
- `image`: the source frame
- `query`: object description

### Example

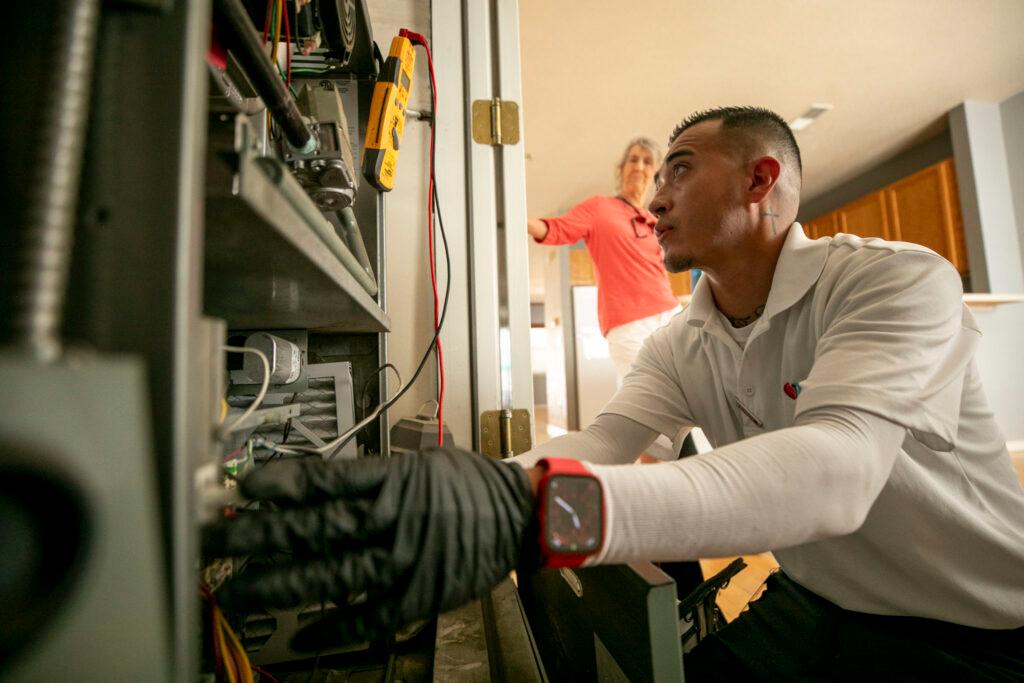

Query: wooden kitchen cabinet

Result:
[837,190,892,239]
[668,271,693,296]
[885,159,968,273]
[569,248,596,284]
[805,158,968,275]
[805,211,839,239]
[569,247,692,295]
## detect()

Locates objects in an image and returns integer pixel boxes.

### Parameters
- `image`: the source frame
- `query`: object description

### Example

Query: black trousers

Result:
[684,572,1024,682]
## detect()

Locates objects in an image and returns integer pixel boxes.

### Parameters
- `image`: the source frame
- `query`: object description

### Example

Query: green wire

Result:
[276,62,297,97]
[268,7,278,50]
[266,7,299,97]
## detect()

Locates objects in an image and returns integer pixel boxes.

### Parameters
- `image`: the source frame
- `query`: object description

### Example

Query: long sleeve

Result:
[509,413,660,469]
[587,407,906,565]
[535,196,599,246]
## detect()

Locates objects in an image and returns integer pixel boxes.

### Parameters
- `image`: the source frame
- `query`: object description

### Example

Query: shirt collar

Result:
[686,222,828,329]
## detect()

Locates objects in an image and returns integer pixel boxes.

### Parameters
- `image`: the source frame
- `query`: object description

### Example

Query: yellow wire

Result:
[219,607,254,683]
[227,624,254,683]
[271,0,282,63]
[202,586,247,683]
[219,399,228,424]
[215,611,238,683]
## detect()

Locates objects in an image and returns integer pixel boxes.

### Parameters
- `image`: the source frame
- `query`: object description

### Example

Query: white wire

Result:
[265,373,405,458]
[223,345,270,434]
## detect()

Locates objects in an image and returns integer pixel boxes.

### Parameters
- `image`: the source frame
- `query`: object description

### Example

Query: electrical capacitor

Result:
[243,332,302,384]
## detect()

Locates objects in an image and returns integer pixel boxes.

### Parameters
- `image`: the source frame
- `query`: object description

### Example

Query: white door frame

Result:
[433,0,535,449]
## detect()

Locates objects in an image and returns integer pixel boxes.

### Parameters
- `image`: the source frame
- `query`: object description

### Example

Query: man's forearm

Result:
[587,408,905,565]
[509,412,661,469]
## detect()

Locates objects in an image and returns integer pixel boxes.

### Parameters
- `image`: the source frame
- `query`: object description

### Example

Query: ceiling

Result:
[518,0,1024,220]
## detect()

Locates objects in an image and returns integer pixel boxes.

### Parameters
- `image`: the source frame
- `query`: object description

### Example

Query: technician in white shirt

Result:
[513,106,1024,680]
[208,106,1024,679]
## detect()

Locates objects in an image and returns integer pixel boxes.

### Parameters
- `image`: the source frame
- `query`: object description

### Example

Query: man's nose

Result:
[649,191,667,215]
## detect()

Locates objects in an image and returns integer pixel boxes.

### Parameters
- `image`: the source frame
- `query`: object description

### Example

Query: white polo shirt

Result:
[599,224,1024,628]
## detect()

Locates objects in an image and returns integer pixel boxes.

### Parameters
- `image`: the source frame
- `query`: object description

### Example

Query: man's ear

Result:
[748,156,781,204]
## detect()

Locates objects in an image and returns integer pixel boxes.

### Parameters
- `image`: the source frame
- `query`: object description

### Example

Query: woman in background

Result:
[528,137,680,381]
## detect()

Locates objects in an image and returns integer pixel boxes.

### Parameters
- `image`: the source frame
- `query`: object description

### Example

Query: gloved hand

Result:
[202,447,534,650]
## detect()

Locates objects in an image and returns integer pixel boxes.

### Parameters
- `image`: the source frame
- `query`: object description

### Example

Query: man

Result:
[206,107,1024,679]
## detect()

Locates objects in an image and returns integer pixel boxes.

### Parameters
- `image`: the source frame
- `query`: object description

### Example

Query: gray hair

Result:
[614,137,662,191]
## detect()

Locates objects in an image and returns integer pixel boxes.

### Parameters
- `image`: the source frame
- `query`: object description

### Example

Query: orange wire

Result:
[215,611,238,683]
[261,0,273,43]
[219,608,254,683]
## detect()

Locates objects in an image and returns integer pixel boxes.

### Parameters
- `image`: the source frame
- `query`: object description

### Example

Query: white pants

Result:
[605,306,710,461]
[605,306,683,382]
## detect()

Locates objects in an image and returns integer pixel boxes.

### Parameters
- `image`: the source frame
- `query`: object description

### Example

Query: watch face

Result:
[544,475,602,554]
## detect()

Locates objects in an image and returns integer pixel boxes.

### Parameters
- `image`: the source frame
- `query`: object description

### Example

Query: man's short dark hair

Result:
[670,106,802,176]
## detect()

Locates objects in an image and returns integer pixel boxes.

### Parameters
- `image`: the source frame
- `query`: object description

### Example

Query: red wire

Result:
[282,0,291,86]
[262,0,273,44]
[200,587,225,679]
[428,46,444,446]
[255,666,281,683]
[410,35,444,446]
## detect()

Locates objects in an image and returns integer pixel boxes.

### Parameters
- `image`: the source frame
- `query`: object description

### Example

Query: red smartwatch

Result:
[535,458,605,568]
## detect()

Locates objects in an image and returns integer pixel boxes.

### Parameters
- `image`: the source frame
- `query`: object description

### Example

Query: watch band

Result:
[536,458,605,568]
[537,457,593,478]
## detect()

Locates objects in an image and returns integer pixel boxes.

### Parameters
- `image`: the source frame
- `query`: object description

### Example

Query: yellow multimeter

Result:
[362,34,415,192]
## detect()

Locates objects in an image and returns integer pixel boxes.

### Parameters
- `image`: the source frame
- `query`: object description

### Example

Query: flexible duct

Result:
[7,0,101,361]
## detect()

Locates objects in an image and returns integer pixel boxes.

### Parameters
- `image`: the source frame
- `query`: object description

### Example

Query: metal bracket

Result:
[479,408,532,458]
[472,98,520,145]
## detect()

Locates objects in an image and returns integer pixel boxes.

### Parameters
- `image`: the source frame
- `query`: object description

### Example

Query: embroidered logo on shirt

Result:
[783,382,802,400]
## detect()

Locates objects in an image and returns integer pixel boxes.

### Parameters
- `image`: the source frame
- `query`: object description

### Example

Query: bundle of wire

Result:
[261,0,292,86]
[201,584,254,683]
[201,584,282,683]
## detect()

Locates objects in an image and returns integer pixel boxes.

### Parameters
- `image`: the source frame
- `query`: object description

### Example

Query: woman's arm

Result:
[527,217,549,240]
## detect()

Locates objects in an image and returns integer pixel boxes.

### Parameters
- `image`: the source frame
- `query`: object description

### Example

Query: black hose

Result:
[212,0,315,151]
[7,0,101,361]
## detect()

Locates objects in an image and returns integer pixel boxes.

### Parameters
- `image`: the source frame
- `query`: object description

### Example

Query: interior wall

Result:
[951,94,1024,443]
[1000,89,1024,274]
[542,248,572,432]
[983,90,1024,444]
[367,3,467,441]
[972,304,1024,445]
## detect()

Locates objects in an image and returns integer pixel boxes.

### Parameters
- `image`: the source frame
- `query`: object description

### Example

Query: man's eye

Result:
[672,164,686,178]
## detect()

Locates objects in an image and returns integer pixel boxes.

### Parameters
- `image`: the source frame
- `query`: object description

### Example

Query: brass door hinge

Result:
[472,98,520,146]
[479,408,532,458]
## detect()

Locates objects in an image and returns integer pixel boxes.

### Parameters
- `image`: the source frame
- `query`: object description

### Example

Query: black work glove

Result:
[202,447,534,650]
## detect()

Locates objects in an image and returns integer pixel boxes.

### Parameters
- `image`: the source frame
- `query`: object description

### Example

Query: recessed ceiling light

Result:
[789,104,834,131]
